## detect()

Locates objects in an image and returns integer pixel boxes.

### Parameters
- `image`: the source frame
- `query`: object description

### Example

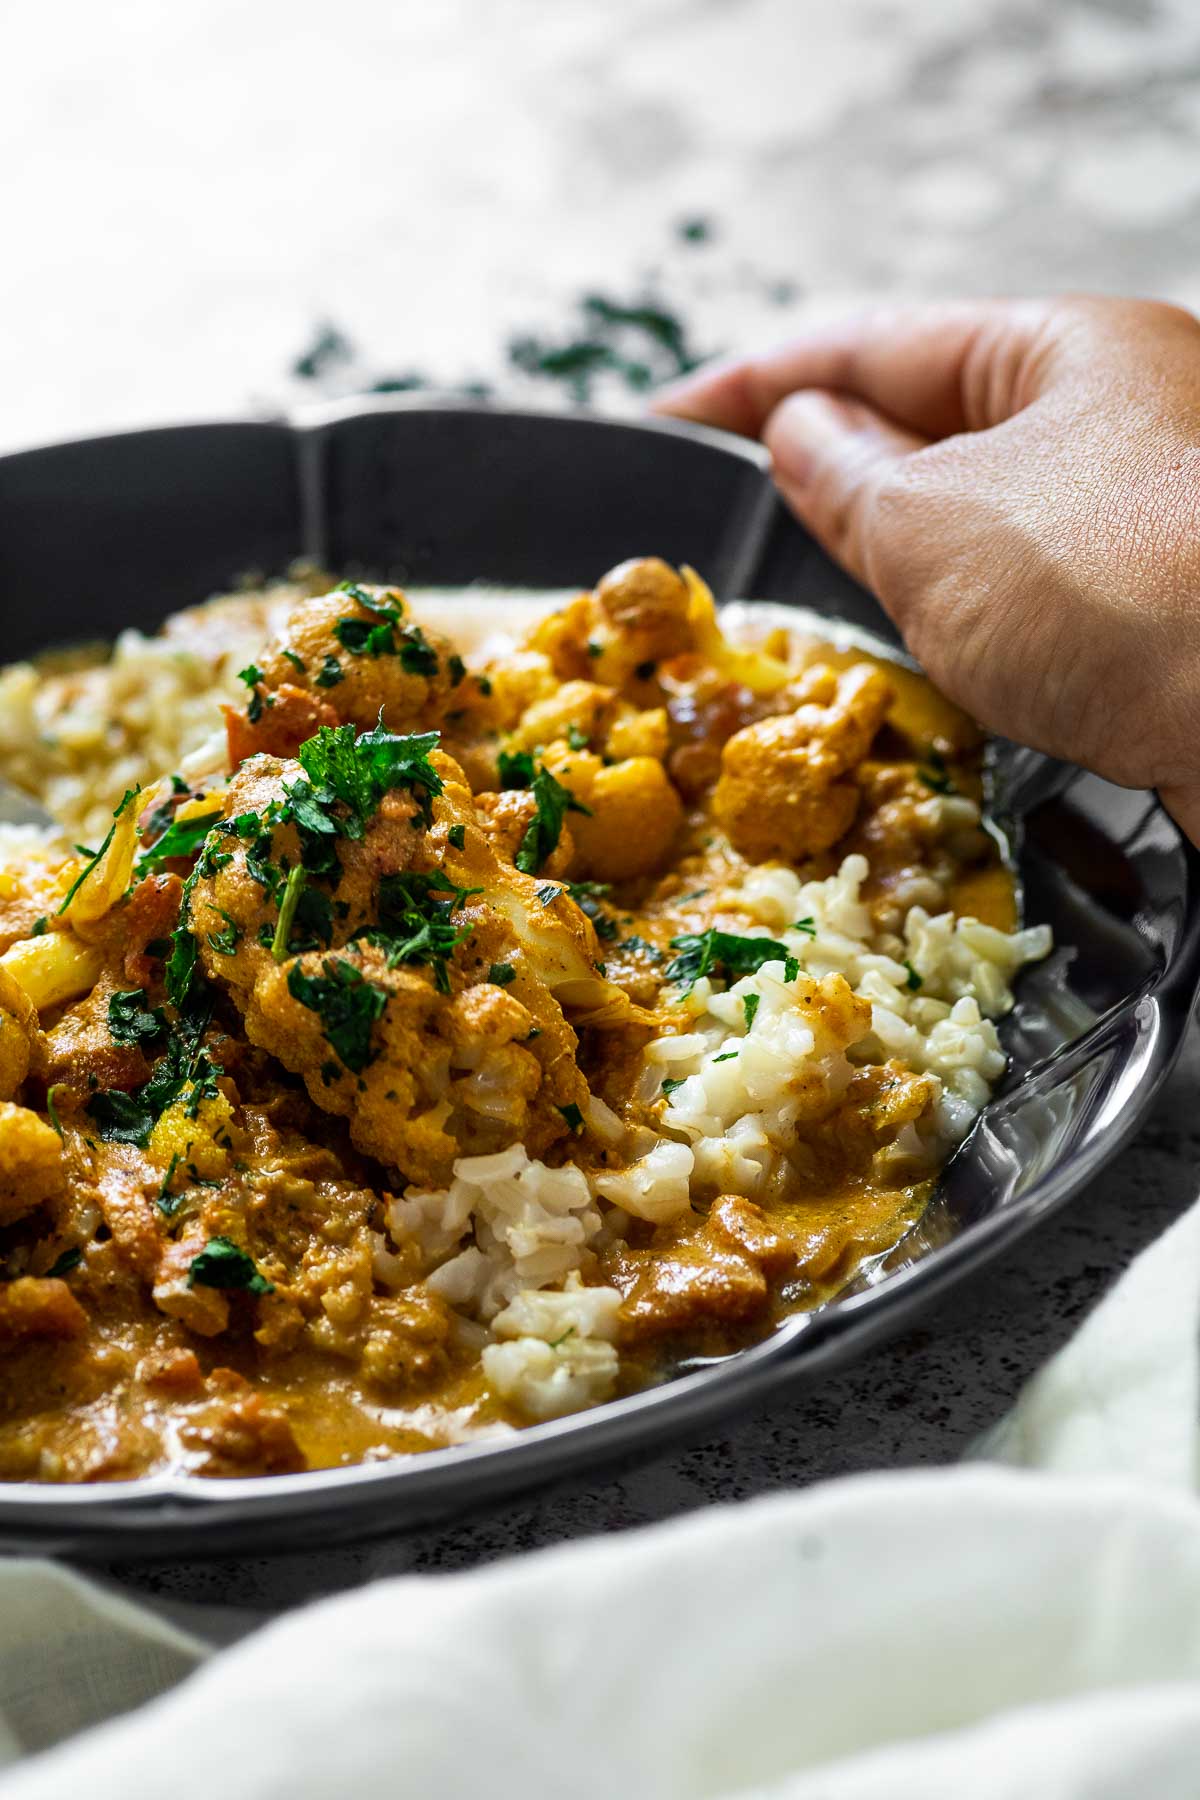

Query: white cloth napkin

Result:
[2,1195,1199,1799]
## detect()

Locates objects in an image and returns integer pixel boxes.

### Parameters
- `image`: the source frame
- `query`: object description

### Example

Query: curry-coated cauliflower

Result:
[0,966,40,1102]
[252,585,477,737]
[713,663,893,863]
[185,724,634,1186]
[0,1100,64,1225]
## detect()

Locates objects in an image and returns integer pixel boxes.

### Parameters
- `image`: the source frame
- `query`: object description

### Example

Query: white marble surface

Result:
[3,0,1200,1603]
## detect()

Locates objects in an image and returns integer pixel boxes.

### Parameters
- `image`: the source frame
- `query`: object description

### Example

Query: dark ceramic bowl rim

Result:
[1,396,1198,1558]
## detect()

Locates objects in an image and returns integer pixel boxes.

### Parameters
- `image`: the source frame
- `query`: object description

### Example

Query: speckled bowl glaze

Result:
[1,399,1197,1560]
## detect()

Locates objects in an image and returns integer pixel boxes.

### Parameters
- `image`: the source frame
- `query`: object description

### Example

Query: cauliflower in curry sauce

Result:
[0,559,1050,1480]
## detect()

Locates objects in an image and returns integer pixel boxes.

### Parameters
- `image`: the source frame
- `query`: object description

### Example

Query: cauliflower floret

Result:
[244,941,587,1188]
[0,1100,64,1225]
[713,663,893,863]
[529,558,694,691]
[541,743,683,882]
[185,727,639,1185]
[253,586,470,736]
[504,680,619,755]
[0,965,40,1101]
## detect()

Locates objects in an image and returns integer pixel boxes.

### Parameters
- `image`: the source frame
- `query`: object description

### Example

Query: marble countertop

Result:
[2,0,1199,1607]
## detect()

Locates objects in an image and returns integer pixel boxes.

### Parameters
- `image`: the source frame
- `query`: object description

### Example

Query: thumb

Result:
[764,390,928,592]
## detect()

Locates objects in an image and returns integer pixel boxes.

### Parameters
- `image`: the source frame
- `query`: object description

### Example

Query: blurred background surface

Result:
[5,0,1200,451]
[5,0,1200,1608]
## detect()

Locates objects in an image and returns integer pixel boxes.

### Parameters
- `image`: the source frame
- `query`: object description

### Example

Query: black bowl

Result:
[1,398,1197,1559]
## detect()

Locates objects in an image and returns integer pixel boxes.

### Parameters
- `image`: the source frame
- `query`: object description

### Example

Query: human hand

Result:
[655,298,1200,845]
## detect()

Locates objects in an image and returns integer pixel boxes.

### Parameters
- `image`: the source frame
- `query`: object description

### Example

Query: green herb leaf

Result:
[488,962,516,986]
[107,988,168,1049]
[358,870,479,992]
[206,910,242,956]
[566,723,588,751]
[45,1246,82,1280]
[497,748,536,790]
[237,664,268,724]
[448,824,466,850]
[665,928,793,988]
[187,1236,274,1296]
[904,960,923,992]
[566,880,617,940]
[135,808,223,878]
[314,654,346,689]
[286,957,389,1072]
[557,1101,585,1132]
[44,1083,66,1138]
[661,1076,686,1098]
[272,865,308,963]
[514,768,591,875]
[295,719,444,833]
[791,917,817,938]
[742,993,760,1031]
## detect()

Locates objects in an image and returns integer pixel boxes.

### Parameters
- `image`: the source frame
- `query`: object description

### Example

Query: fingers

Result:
[763,391,928,591]
[655,300,1055,442]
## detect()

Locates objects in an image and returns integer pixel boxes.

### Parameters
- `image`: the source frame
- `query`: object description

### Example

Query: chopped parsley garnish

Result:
[165,875,201,1011]
[497,748,536,790]
[904,960,923,992]
[448,824,466,850]
[31,916,47,937]
[742,993,760,1031]
[314,654,346,688]
[536,882,561,906]
[514,768,591,875]
[44,1084,66,1138]
[286,957,389,1072]
[156,1151,183,1211]
[187,1236,274,1297]
[45,1246,82,1280]
[488,962,516,986]
[359,869,479,991]
[87,997,223,1147]
[396,624,440,676]
[292,719,444,834]
[237,664,269,724]
[281,648,306,674]
[56,788,139,916]
[107,988,168,1049]
[586,641,603,658]
[712,1051,738,1063]
[272,865,308,963]
[547,1326,576,1349]
[206,910,242,956]
[665,928,794,988]
[661,1076,686,1099]
[566,723,588,751]
[333,614,399,658]
[448,653,467,688]
[135,807,223,877]
[792,917,817,938]
[917,746,956,795]
[566,880,617,940]
[557,1102,585,1132]
[618,934,662,962]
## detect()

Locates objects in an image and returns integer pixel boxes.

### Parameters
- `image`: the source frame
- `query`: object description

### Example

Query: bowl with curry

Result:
[0,401,1194,1555]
